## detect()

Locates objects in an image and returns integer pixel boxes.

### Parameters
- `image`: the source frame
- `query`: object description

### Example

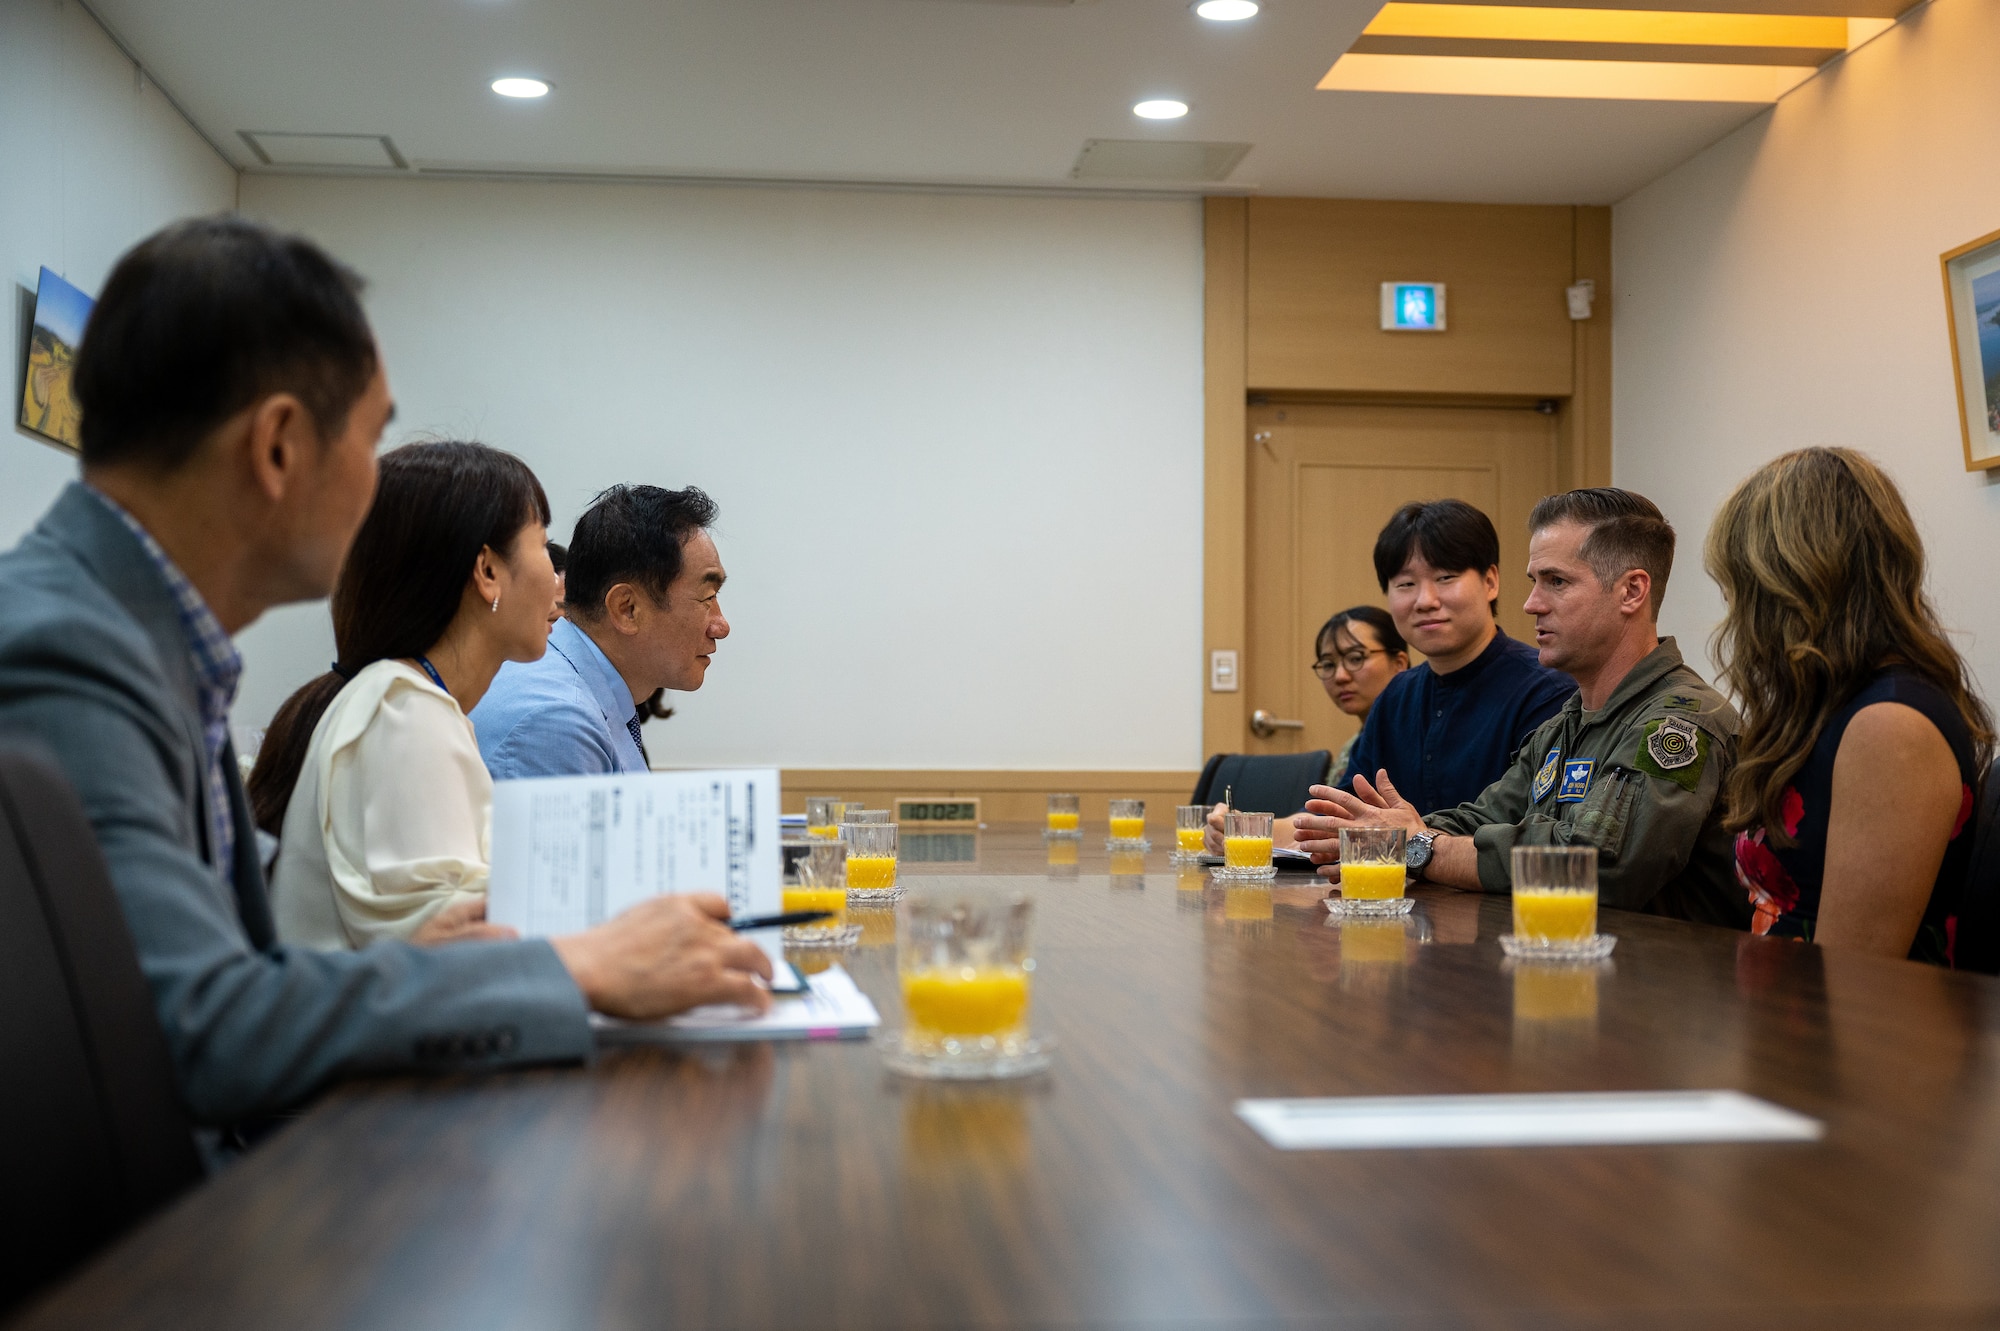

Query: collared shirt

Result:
[1339,628,1573,815]
[471,616,650,780]
[84,485,242,882]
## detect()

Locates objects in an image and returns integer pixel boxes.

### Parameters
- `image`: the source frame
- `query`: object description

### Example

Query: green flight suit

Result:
[1424,637,1751,929]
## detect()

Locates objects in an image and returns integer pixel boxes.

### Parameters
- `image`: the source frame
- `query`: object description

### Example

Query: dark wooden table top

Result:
[21,825,2000,1329]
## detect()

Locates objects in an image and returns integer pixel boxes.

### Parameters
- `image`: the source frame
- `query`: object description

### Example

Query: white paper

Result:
[1235,1090,1823,1151]
[590,963,881,1044]
[487,768,782,937]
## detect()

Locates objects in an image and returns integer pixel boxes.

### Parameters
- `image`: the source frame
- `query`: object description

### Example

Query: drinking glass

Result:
[843,807,892,825]
[842,821,901,902]
[1045,793,1081,839]
[782,841,857,946]
[1216,811,1275,882]
[1172,804,1209,863]
[1107,799,1148,849]
[1503,845,1614,960]
[1328,825,1413,916]
[805,796,843,841]
[885,891,1051,1079]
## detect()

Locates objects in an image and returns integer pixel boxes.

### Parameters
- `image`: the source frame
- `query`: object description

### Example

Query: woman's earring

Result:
[491,595,501,613]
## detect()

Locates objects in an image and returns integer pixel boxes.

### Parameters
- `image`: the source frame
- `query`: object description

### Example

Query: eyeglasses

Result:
[1311,648,1385,678]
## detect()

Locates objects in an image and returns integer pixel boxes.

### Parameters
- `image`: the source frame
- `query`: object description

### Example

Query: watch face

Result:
[1405,835,1432,869]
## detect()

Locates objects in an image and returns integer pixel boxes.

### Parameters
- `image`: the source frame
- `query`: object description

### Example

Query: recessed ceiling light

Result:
[1195,0,1259,20]
[491,77,550,99]
[1133,99,1190,119]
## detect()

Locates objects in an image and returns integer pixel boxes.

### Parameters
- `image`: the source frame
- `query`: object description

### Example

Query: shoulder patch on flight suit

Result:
[1636,715,1707,792]
[1661,694,1703,715]
[1531,746,1561,803]
[1555,759,1594,803]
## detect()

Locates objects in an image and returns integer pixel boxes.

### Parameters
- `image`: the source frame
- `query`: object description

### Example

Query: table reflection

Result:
[1110,848,1147,890]
[1046,838,1079,879]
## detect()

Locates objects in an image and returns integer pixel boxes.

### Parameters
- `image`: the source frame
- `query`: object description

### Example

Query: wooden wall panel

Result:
[1561,204,1615,489]
[1202,197,1250,763]
[778,770,1202,826]
[1245,199,1576,396]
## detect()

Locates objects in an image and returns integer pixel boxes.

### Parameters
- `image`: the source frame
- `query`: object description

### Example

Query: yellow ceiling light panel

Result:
[1361,5,1848,47]
[1318,52,1816,100]
[1352,4,1850,64]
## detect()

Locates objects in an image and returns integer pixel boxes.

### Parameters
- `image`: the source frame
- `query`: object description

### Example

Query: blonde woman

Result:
[1708,447,1990,964]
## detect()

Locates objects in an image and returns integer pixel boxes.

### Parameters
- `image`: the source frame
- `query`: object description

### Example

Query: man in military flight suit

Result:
[1298,488,1751,928]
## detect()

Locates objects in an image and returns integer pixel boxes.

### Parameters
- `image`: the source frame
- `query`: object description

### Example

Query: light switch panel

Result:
[1210,649,1239,693]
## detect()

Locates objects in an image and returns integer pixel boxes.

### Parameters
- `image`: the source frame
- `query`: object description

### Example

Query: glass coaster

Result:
[781,922,863,948]
[1214,864,1277,883]
[844,886,905,906]
[1168,849,1207,866]
[1044,828,1082,840]
[1106,838,1151,852]
[1499,933,1617,962]
[878,1031,1055,1080]
[1325,896,1417,917]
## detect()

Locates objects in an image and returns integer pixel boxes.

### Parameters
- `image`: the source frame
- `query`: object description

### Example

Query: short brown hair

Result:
[1528,488,1674,615]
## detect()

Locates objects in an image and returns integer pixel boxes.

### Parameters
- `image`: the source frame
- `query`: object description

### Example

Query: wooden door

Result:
[1243,401,1557,756]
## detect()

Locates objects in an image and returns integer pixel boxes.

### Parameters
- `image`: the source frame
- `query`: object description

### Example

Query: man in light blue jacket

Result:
[475,484,730,778]
[0,217,769,1134]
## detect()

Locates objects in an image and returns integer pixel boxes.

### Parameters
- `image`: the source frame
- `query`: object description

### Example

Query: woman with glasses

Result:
[1312,606,1411,785]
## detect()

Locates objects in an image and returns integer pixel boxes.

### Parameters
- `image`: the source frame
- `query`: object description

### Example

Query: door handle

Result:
[1249,709,1306,739]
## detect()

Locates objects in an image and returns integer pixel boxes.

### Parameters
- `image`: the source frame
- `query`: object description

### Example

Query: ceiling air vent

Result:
[239,132,408,170]
[1071,139,1251,183]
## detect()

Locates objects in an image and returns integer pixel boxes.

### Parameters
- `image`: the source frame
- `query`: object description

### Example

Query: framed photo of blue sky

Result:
[18,267,93,452]
[1942,227,2000,471]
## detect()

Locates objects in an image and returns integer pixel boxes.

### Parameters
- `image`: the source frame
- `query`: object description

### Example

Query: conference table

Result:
[19,825,2000,1329]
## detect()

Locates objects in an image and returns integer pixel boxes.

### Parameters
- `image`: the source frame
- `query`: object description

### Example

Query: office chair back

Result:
[0,750,202,1315]
[1953,757,2000,975]
[1191,749,1333,820]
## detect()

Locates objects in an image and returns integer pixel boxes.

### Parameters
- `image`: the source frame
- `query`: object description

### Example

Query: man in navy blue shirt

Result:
[1336,499,1573,813]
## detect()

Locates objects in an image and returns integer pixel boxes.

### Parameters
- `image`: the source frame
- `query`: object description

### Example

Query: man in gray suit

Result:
[0,216,770,1133]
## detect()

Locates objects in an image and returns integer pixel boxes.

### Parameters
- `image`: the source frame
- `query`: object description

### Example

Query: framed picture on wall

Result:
[17,267,94,452]
[1941,227,2000,471]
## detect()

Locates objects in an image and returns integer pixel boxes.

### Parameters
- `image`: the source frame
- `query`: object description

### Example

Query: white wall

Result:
[1,0,237,542]
[1614,0,2000,698]
[237,175,1205,771]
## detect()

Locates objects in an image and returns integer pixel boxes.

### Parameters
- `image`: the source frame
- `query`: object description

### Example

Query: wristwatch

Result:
[1405,831,1437,875]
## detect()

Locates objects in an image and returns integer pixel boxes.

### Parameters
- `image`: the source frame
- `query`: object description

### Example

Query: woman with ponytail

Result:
[1707,447,1991,964]
[251,441,562,949]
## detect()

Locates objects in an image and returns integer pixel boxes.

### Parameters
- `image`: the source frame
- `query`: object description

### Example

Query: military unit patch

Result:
[1531,745,1561,803]
[1636,715,1708,792]
[1555,758,1594,803]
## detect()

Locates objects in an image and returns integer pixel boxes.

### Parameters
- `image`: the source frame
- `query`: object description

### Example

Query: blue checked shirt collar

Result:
[84,485,243,876]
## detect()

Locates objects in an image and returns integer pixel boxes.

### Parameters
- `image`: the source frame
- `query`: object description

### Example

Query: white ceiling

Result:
[91,0,1783,204]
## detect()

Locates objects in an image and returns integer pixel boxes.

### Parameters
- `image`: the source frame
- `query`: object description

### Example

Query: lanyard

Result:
[415,656,449,695]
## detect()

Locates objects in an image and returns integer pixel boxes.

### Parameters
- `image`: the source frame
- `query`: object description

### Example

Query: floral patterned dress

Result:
[1734,670,1976,967]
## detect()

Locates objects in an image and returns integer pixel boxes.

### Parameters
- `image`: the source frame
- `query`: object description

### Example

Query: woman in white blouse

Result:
[250,441,562,949]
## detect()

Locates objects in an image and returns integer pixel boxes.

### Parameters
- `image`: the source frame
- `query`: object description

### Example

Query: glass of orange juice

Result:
[1217,811,1276,882]
[842,821,902,903]
[1503,845,1614,960]
[782,841,859,946]
[1107,799,1148,849]
[1328,825,1414,916]
[1172,804,1208,864]
[1045,793,1081,839]
[885,891,1051,1079]
[804,795,843,841]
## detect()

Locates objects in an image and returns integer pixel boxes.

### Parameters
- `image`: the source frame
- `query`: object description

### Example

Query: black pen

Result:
[729,909,834,931]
